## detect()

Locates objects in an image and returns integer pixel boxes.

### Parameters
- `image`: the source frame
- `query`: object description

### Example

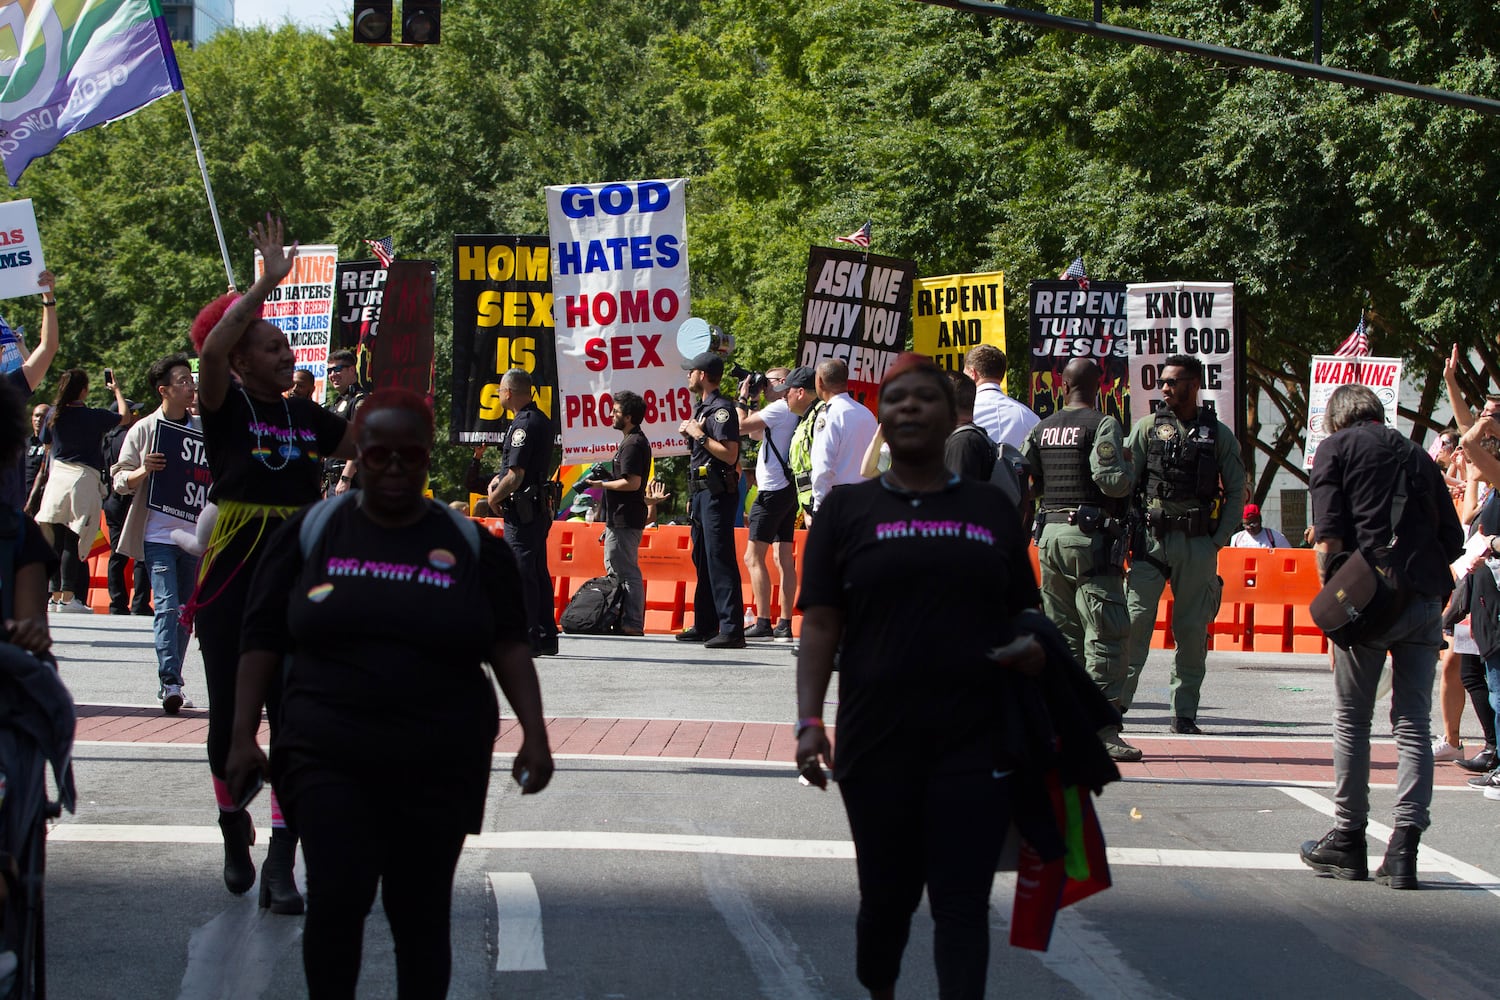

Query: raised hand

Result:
[249,214,298,285]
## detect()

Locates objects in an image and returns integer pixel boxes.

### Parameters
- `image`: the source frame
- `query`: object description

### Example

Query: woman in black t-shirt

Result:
[795,353,1043,1000]
[32,368,126,611]
[184,216,356,913]
[226,389,553,998]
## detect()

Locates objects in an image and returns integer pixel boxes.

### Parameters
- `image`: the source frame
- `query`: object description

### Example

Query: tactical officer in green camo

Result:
[1122,353,1246,735]
[1023,359,1141,763]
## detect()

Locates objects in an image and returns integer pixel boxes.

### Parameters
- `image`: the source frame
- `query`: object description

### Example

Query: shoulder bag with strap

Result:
[1309,441,1413,649]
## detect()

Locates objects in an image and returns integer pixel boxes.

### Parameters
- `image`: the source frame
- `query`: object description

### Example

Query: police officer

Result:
[1122,353,1246,734]
[487,368,560,656]
[1023,358,1140,761]
[324,349,368,495]
[677,351,745,649]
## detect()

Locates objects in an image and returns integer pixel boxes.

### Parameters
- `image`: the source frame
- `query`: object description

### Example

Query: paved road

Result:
[30,617,1500,998]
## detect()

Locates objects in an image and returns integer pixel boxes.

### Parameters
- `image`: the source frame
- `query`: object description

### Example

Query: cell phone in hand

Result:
[103,368,115,387]
[234,771,264,811]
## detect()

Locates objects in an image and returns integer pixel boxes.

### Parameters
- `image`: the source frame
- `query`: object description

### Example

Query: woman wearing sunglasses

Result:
[226,388,553,999]
[186,216,357,913]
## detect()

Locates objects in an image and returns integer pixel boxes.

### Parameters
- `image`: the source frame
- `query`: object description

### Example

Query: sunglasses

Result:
[328,364,350,374]
[359,445,430,469]
[1158,377,1194,388]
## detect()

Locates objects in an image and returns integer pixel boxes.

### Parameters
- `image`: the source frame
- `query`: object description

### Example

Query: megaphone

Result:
[677,317,734,359]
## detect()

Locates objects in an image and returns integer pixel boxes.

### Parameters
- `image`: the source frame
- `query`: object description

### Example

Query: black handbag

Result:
[1309,450,1411,649]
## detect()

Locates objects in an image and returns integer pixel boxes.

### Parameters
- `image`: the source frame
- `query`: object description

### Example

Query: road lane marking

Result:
[991,875,1182,1000]
[700,854,829,999]
[488,872,547,971]
[176,895,301,1000]
[1276,785,1500,898]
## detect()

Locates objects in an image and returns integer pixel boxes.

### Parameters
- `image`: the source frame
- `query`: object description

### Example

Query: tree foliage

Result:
[5,1,1498,498]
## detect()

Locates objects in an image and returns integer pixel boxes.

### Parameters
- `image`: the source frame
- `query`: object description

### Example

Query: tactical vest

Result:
[1035,407,1117,512]
[1144,401,1220,503]
[790,398,826,511]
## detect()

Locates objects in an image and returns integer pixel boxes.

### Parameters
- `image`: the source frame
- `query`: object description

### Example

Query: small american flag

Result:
[1334,315,1368,358]
[364,236,395,267]
[835,221,871,249]
[1060,256,1089,289]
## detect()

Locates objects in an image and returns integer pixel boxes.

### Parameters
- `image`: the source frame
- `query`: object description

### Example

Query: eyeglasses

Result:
[1159,377,1193,389]
[359,445,430,469]
[328,364,349,374]
[169,375,196,387]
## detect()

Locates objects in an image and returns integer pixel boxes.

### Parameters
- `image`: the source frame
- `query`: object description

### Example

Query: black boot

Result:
[1299,827,1368,880]
[260,828,306,915]
[1375,825,1421,890]
[218,809,257,895]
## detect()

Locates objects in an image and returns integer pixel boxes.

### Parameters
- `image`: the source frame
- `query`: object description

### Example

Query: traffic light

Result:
[352,0,392,44]
[402,1,441,45]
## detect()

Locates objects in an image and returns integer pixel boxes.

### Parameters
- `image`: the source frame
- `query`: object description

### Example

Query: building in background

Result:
[161,0,234,47]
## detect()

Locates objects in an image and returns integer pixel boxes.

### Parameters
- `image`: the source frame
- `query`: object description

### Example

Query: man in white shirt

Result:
[810,359,879,519]
[737,365,816,640]
[965,343,1039,449]
[1229,503,1290,548]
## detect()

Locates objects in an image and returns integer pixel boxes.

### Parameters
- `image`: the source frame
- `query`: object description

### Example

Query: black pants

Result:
[104,502,150,613]
[838,765,1011,1000]
[196,522,285,779]
[689,488,742,635]
[47,524,87,596]
[505,516,557,647]
[284,769,469,1000]
[1461,652,1496,747]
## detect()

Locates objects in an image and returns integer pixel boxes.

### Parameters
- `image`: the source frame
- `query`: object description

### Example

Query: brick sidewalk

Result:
[74,705,1478,788]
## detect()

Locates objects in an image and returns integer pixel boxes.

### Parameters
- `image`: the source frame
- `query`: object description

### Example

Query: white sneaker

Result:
[54,599,92,614]
[1433,739,1465,762]
[1486,785,1500,801]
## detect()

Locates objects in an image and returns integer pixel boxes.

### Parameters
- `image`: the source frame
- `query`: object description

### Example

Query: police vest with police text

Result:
[1035,406,1120,513]
[1144,401,1220,504]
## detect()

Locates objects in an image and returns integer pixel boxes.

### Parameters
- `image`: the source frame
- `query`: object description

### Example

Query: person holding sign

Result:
[1121,354,1245,734]
[187,216,356,914]
[1,269,61,512]
[110,354,205,716]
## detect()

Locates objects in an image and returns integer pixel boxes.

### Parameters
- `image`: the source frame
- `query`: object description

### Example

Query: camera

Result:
[732,365,769,398]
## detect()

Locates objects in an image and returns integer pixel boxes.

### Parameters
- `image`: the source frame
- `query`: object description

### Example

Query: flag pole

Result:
[179,90,235,290]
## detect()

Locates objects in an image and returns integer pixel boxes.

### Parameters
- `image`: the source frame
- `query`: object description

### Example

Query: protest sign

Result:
[369,260,436,400]
[0,199,45,300]
[146,420,210,522]
[451,235,559,444]
[1304,355,1403,469]
[333,259,386,351]
[1125,281,1240,434]
[547,178,690,463]
[1028,280,1129,422]
[254,244,337,402]
[797,246,916,412]
[0,318,23,374]
[911,270,1004,377]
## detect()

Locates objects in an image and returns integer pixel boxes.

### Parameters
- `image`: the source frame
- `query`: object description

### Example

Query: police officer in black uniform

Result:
[488,368,560,656]
[1022,358,1138,761]
[677,352,745,649]
[323,349,368,496]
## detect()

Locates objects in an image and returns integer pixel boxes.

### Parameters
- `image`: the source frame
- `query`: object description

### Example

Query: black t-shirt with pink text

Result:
[202,387,347,506]
[797,476,1040,781]
[242,501,528,829]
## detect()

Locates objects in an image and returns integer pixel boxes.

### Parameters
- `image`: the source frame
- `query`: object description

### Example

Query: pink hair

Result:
[354,387,435,442]
[189,293,264,355]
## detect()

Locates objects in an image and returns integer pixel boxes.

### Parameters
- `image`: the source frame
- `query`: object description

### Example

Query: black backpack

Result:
[560,575,626,635]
